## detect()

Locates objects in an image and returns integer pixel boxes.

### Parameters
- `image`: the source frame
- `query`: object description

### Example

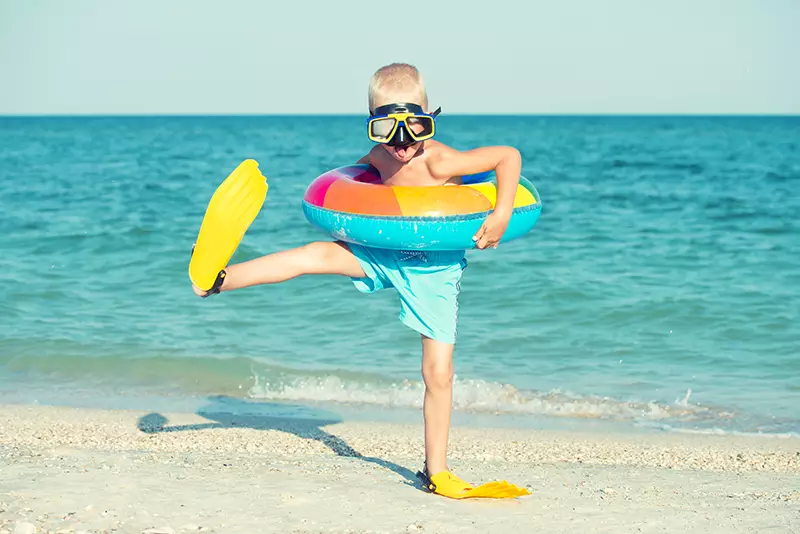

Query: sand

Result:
[1,404,798,533]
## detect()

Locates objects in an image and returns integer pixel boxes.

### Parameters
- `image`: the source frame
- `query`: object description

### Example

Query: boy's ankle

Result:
[424,461,448,476]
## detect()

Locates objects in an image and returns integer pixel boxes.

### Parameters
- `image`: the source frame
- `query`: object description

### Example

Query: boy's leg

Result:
[375,250,465,476]
[194,241,366,295]
[420,335,455,476]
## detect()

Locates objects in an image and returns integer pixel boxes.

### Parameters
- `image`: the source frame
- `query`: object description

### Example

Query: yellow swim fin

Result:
[417,468,531,500]
[189,159,268,293]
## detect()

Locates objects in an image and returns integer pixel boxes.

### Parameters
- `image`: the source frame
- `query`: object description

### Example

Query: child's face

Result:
[372,93,428,163]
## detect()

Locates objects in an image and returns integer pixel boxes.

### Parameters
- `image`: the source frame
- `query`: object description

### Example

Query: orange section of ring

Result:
[323,179,404,216]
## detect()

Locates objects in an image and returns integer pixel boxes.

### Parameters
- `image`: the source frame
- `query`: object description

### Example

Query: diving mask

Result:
[367,103,441,146]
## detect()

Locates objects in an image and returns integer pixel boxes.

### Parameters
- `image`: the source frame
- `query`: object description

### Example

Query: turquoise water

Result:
[1,115,798,435]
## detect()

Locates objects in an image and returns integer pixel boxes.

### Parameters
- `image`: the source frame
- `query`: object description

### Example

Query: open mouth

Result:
[392,144,415,160]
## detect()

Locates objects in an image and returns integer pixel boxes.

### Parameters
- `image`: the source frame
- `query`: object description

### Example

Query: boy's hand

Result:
[473,209,511,249]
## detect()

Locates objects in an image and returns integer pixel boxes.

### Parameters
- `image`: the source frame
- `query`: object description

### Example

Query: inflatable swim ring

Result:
[302,165,542,251]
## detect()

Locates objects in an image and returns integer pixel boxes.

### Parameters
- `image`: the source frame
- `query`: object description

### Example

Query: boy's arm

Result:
[428,146,522,249]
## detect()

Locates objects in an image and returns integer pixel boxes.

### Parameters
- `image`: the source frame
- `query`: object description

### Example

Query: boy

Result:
[192,63,525,498]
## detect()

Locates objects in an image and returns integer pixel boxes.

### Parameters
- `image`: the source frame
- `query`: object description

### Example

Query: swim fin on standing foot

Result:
[416,466,531,500]
[189,159,268,295]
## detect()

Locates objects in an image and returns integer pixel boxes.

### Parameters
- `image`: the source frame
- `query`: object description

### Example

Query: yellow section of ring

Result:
[463,182,537,209]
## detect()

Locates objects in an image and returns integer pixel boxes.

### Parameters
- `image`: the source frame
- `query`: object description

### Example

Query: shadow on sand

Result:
[136,394,420,488]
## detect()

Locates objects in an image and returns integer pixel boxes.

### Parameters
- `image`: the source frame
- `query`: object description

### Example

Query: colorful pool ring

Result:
[302,164,542,251]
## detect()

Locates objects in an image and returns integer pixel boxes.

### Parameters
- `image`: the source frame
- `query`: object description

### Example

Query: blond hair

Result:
[368,63,428,112]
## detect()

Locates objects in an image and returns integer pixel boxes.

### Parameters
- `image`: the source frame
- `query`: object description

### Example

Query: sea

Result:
[1,115,798,436]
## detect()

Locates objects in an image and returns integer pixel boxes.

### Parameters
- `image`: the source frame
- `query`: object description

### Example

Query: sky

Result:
[0,0,798,115]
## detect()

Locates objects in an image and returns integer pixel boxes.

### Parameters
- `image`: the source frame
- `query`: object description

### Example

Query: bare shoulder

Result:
[423,141,460,167]
[423,142,467,184]
[424,141,462,178]
[357,145,384,165]
[423,140,460,159]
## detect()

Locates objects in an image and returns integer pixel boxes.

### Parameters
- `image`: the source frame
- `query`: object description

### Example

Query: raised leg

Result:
[192,241,365,296]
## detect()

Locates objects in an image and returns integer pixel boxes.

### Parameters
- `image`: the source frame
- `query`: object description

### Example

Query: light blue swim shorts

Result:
[346,245,468,345]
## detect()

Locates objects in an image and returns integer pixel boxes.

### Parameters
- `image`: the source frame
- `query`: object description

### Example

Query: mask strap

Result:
[368,106,442,117]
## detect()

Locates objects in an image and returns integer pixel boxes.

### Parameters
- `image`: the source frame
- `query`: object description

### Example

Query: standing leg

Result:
[420,335,455,476]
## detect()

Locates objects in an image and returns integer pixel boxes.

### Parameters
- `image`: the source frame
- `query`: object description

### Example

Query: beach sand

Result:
[1,404,798,533]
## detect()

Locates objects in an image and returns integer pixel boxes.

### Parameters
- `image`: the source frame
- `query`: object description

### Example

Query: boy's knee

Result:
[422,360,453,391]
[297,241,337,266]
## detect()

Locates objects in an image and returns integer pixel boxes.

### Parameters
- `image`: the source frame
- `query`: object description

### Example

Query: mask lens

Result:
[406,116,434,140]
[370,118,396,141]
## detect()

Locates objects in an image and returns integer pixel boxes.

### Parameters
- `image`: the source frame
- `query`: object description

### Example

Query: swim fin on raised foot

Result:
[416,467,531,500]
[189,159,268,293]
